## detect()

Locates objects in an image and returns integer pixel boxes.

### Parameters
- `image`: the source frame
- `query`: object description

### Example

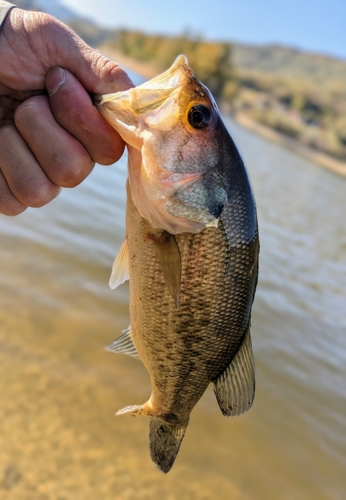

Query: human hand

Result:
[0,7,133,215]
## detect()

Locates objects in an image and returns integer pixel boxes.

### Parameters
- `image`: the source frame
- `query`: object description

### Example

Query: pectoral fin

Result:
[213,327,255,416]
[105,326,140,359]
[109,238,129,289]
[151,231,181,308]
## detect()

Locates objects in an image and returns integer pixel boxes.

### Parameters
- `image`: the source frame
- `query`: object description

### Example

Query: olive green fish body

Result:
[96,55,259,473]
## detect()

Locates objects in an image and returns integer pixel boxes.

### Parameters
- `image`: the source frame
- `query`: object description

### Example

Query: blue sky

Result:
[61,0,346,59]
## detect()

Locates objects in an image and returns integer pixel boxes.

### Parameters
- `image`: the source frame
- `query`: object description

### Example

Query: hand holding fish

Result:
[0,5,133,215]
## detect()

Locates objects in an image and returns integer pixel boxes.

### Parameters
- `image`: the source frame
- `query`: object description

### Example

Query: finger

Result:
[46,67,126,165]
[15,94,94,187]
[0,170,27,216]
[0,124,60,208]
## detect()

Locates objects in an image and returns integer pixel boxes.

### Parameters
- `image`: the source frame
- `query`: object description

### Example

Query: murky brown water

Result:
[0,72,345,499]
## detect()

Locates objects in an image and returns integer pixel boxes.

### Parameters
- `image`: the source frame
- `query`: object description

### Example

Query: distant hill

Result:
[34,0,78,21]
[232,43,346,85]
[11,0,76,20]
[11,0,113,46]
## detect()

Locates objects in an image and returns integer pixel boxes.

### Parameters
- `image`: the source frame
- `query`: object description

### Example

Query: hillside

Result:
[11,0,78,21]
[233,43,346,84]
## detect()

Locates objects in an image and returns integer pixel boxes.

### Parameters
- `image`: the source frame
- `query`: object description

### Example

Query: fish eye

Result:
[188,105,212,130]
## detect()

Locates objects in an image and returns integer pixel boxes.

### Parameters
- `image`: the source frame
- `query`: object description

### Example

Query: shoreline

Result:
[233,112,346,177]
[99,46,346,177]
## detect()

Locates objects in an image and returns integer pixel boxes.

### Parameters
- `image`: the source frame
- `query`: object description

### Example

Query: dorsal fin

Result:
[213,327,255,416]
[151,231,181,308]
[105,326,140,359]
[109,238,129,289]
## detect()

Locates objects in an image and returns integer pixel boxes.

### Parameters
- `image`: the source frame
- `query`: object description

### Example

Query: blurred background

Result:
[0,1,345,499]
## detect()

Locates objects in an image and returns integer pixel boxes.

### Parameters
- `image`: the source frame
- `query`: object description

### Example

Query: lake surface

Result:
[0,70,345,499]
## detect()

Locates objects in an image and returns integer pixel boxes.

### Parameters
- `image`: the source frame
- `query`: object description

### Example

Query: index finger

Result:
[46,67,125,166]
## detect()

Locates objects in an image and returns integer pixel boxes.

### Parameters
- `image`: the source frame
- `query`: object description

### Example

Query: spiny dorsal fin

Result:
[105,326,140,359]
[151,231,181,308]
[213,327,255,416]
[109,238,129,290]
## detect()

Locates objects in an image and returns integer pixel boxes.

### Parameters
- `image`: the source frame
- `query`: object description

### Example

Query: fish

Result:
[95,55,259,473]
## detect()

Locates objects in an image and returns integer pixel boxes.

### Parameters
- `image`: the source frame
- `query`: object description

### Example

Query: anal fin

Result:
[116,404,146,416]
[105,326,140,359]
[213,327,255,416]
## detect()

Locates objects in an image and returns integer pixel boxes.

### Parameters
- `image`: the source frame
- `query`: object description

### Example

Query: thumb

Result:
[68,47,135,95]
[38,12,134,94]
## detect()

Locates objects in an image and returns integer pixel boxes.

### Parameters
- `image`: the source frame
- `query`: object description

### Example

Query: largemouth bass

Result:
[95,55,259,473]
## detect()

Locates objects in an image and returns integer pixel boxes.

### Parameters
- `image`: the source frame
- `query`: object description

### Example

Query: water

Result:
[0,72,345,499]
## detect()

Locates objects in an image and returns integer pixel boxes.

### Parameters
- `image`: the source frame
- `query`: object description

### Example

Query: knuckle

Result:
[6,205,27,216]
[22,181,59,208]
[14,96,45,124]
[0,124,15,140]
[97,58,134,92]
[54,157,94,188]
[97,145,124,165]
[88,127,126,165]
[0,196,27,216]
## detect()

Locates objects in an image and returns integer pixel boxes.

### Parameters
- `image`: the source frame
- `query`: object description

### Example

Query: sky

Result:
[60,0,346,60]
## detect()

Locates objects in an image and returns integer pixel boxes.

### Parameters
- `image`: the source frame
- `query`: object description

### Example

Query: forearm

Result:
[0,1,15,29]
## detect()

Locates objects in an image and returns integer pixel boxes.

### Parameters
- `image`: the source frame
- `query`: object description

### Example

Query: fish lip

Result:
[134,55,189,92]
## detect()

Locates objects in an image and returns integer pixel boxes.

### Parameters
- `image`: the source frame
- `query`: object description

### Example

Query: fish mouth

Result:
[93,55,195,148]
[95,55,189,108]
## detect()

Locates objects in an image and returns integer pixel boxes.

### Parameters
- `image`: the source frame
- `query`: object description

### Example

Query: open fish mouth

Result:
[95,55,194,112]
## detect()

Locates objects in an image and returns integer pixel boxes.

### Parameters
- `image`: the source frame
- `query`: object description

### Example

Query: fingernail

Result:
[46,67,66,96]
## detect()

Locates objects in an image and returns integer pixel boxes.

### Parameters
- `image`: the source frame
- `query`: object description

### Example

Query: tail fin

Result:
[116,402,188,473]
[149,418,188,474]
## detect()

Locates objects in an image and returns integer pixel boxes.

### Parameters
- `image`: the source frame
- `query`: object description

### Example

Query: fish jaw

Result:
[95,55,230,234]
